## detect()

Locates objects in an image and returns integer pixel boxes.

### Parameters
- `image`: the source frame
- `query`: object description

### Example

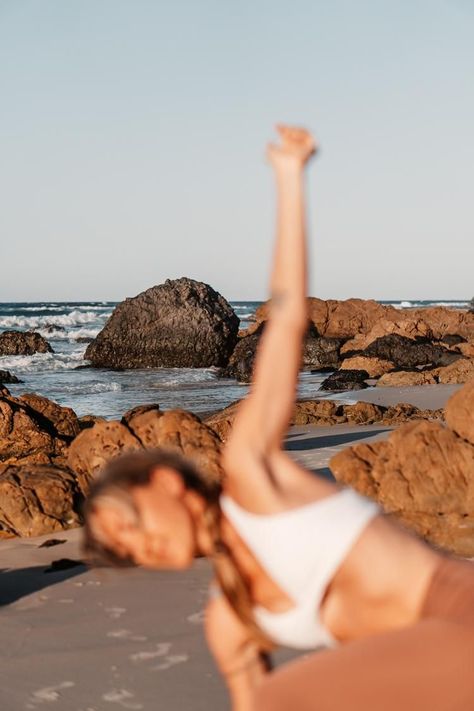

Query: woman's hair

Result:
[83,448,273,650]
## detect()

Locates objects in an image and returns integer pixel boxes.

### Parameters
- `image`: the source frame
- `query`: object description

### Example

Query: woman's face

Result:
[91,467,198,570]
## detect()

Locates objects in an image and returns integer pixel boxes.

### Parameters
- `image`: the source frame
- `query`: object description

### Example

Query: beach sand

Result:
[0,384,460,711]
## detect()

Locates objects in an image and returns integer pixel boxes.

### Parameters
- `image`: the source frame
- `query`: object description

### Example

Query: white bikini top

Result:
[220,488,379,650]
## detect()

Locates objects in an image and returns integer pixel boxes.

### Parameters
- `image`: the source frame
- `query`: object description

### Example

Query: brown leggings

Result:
[253,558,474,711]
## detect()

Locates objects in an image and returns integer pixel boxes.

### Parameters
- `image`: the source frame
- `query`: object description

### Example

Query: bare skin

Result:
[90,126,442,711]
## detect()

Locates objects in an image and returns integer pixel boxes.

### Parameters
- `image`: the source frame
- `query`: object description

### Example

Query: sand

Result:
[0,384,459,711]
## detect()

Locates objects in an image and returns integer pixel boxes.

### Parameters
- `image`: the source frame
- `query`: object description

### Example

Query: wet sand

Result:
[0,385,458,710]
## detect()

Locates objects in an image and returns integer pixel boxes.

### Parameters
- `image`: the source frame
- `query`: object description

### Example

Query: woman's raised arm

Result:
[224,125,317,476]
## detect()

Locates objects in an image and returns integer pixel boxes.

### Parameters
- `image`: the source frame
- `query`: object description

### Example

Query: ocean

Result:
[0,300,469,420]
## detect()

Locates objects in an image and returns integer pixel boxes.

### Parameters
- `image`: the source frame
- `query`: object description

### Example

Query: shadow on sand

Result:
[284,429,387,452]
[0,564,86,606]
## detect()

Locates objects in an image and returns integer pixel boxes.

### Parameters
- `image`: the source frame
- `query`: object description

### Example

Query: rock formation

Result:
[330,382,474,557]
[205,397,442,442]
[68,406,223,490]
[0,330,53,356]
[0,370,22,384]
[0,464,84,538]
[0,391,79,472]
[85,278,239,369]
[320,369,369,391]
[224,324,343,383]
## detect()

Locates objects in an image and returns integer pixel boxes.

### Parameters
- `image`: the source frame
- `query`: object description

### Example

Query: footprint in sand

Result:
[28,681,75,705]
[129,642,189,671]
[152,654,189,671]
[102,689,143,709]
[129,642,171,662]
[187,610,205,625]
[105,606,127,620]
[107,629,148,642]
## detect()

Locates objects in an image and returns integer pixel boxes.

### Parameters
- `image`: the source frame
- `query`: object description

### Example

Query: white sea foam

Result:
[148,368,218,387]
[0,350,85,373]
[0,310,111,330]
[36,327,101,342]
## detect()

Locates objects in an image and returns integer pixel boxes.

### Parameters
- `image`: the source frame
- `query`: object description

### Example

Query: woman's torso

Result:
[221,465,441,650]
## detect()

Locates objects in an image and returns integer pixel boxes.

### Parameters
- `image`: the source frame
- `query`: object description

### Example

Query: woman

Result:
[83,126,474,711]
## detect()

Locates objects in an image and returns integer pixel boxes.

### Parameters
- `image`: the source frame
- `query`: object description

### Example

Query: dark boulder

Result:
[0,370,22,384]
[85,278,239,369]
[319,369,369,391]
[0,330,53,356]
[224,323,343,384]
[347,334,461,369]
[303,337,343,371]
[441,334,466,347]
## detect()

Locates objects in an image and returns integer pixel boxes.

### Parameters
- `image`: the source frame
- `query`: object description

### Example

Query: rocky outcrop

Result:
[377,358,474,387]
[67,407,223,490]
[0,330,53,356]
[330,383,474,557]
[0,370,22,384]
[0,392,79,471]
[344,334,460,369]
[85,278,239,369]
[224,325,343,383]
[320,370,369,391]
[445,381,474,446]
[377,370,438,387]
[0,464,84,538]
[205,398,442,442]
[251,298,391,338]
[436,358,474,384]
[340,356,395,378]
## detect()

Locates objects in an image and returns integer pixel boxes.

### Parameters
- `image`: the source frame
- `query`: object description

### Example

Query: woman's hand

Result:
[205,593,270,710]
[267,124,318,171]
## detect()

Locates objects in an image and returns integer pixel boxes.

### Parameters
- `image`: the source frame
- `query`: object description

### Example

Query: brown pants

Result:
[254,558,474,711]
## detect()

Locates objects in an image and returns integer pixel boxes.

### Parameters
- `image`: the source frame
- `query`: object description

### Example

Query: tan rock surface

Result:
[330,383,474,556]
[377,370,438,387]
[18,393,80,438]
[341,318,434,354]
[444,381,474,446]
[0,464,84,537]
[68,408,223,490]
[340,356,395,377]
[436,358,474,384]
[0,393,75,470]
[67,421,142,492]
[205,398,441,442]
[126,408,223,485]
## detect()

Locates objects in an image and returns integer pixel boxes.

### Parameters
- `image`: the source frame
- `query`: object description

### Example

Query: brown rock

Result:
[67,421,142,493]
[377,370,438,387]
[0,394,73,470]
[0,464,84,538]
[340,356,395,378]
[18,393,80,438]
[341,318,434,354]
[204,401,240,442]
[205,398,439,441]
[126,408,223,486]
[68,408,223,490]
[444,381,474,446]
[342,402,385,424]
[0,330,53,356]
[382,403,443,426]
[455,342,474,358]
[436,358,474,384]
[330,420,474,556]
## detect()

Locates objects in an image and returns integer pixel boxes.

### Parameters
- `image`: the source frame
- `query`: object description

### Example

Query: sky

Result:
[0,0,473,302]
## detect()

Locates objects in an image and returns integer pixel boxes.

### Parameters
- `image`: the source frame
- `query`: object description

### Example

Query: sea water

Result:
[0,300,469,419]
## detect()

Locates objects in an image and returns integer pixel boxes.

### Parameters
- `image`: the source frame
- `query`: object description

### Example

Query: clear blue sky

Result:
[1,0,473,302]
